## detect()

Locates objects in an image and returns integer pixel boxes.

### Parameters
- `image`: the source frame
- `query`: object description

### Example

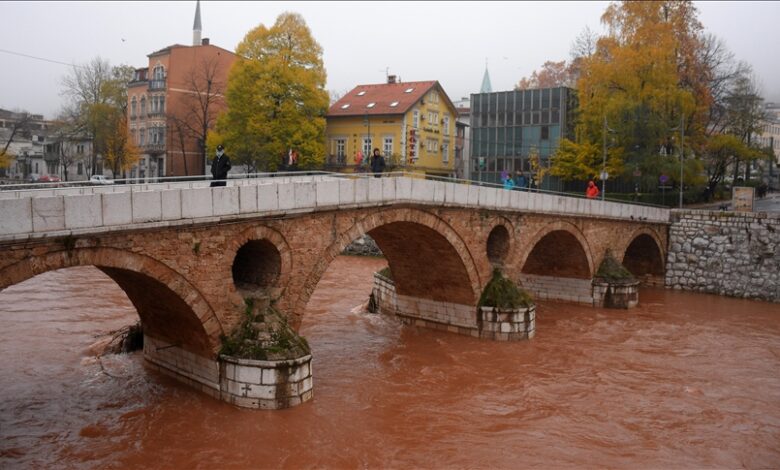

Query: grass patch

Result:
[478,269,533,309]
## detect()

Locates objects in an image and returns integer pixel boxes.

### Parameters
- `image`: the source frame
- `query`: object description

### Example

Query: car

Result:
[27,173,41,183]
[89,175,114,185]
[38,175,61,183]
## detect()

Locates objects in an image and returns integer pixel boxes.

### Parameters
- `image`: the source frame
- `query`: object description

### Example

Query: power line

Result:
[0,48,86,69]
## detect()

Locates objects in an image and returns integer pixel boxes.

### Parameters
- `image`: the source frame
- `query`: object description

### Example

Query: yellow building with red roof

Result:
[326,76,458,177]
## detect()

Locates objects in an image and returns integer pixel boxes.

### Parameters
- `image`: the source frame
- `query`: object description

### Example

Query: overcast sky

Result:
[1,1,778,119]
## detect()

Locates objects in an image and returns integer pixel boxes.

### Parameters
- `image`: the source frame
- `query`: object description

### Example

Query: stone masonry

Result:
[666,210,780,302]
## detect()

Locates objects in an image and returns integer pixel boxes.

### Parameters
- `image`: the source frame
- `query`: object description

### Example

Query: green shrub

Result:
[478,269,533,309]
[595,251,635,282]
[219,305,310,361]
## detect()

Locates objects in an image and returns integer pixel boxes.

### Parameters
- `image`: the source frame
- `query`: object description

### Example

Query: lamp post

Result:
[679,114,684,209]
[601,116,615,201]
[363,112,371,170]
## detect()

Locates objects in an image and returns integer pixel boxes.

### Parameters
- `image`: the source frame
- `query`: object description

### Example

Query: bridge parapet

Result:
[0,174,670,242]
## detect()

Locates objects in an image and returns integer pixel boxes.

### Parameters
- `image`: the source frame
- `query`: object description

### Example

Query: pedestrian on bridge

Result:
[210,144,231,187]
[586,180,600,199]
[370,148,386,178]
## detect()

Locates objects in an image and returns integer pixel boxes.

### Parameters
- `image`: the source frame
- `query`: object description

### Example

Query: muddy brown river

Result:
[1,256,779,469]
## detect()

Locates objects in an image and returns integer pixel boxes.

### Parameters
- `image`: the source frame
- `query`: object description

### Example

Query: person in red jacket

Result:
[586,180,600,199]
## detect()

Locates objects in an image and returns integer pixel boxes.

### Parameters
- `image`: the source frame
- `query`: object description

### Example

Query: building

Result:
[326,77,459,177]
[0,109,49,181]
[126,0,237,179]
[469,87,577,187]
[453,97,471,180]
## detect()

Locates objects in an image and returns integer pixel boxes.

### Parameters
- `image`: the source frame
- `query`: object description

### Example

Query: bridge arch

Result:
[0,247,223,356]
[292,208,482,328]
[513,221,595,279]
[620,228,666,280]
[228,225,293,297]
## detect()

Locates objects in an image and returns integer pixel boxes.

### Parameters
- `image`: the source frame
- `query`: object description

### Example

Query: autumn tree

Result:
[0,111,34,171]
[61,58,133,176]
[551,1,703,187]
[213,12,329,171]
[516,61,576,90]
[104,114,140,176]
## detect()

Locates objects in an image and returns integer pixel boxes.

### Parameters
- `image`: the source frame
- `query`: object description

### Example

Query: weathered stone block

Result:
[65,194,102,229]
[32,196,65,233]
[102,192,132,226]
[132,191,162,223]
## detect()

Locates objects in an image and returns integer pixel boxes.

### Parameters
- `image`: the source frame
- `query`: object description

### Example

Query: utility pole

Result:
[602,115,607,201]
[679,113,684,209]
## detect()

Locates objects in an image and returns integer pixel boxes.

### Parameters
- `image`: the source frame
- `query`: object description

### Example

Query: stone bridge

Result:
[0,174,670,406]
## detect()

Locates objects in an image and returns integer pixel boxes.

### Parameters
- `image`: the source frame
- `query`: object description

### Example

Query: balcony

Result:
[149,79,166,91]
[140,143,166,154]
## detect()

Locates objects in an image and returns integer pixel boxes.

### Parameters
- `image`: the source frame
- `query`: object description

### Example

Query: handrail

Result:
[0,170,668,208]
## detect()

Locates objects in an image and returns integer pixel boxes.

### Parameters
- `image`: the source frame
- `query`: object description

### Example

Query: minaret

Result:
[480,59,493,94]
[193,0,202,46]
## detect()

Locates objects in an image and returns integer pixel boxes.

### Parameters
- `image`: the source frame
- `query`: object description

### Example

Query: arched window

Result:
[153,65,165,80]
[140,96,146,117]
[131,97,137,118]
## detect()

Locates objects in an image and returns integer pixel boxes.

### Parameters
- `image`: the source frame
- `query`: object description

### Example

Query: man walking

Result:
[370,148,386,178]
[210,144,231,187]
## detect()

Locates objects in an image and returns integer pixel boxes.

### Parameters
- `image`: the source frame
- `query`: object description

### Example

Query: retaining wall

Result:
[666,210,780,302]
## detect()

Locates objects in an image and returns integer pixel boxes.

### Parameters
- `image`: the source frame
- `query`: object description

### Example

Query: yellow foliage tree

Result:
[104,114,140,176]
[214,12,329,171]
[552,1,702,184]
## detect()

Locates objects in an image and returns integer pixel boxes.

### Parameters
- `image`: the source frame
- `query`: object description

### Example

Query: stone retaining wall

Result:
[518,274,594,305]
[666,210,780,302]
[372,272,534,340]
[143,335,313,409]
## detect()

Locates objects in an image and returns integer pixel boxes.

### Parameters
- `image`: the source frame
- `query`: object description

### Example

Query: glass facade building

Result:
[469,87,576,187]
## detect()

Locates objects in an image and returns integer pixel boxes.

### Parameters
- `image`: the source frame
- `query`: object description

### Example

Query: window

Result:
[140,97,146,117]
[443,115,450,135]
[541,126,549,140]
[336,139,346,163]
[76,144,84,154]
[426,139,438,153]
[131,97,137,118]
[139,128,146,146]
[390,101,399,107]
[405,88,414,93]
[77,162,83,175]
[153,65,164,80]
[357,91,366,96]
[341,104,350,109]
[383,137,393,157]
[367,102,375,108]
[430,90,439,103]
[159,96,165,114]
[442,142,449,163]
[413,110,419,128]
[362,137,373,157]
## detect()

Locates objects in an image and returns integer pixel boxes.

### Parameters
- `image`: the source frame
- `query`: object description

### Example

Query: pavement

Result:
[688,192,780,213]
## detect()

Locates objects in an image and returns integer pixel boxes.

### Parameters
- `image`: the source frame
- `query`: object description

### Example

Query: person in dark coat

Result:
[210,144,231,187]
[370,148,386,178]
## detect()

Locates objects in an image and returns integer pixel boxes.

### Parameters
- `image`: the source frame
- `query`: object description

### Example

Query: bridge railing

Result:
[0,172,670,241]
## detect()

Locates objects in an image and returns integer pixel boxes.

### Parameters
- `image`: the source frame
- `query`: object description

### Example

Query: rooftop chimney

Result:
[387,75,397,84]
[202,38,210,45]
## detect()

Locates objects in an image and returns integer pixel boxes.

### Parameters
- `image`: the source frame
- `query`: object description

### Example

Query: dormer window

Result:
[341,104,350,109]
[357,91,366,96]
[367,102,376,108]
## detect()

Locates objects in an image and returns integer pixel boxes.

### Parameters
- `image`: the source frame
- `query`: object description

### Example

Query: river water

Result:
[1,256,779,469]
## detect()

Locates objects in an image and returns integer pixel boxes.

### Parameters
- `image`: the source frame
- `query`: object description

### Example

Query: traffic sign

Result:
[659,174,669,184]
[600,171,609,180]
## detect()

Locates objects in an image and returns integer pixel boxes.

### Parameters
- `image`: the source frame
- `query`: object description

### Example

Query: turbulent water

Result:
[1,256,779,469]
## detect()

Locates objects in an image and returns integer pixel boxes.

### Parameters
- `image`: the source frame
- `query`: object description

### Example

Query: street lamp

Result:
[601,116,616,201]
[679,114,685,209]
[363,112,371,170]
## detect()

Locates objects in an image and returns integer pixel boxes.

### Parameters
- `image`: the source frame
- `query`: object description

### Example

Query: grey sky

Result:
[1,1,778,119]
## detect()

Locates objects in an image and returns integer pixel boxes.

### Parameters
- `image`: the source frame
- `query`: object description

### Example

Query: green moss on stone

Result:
[478,269,533,309]
[596,250,635,282]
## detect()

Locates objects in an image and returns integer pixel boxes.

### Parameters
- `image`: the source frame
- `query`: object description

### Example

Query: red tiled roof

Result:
[328,81,442,117]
